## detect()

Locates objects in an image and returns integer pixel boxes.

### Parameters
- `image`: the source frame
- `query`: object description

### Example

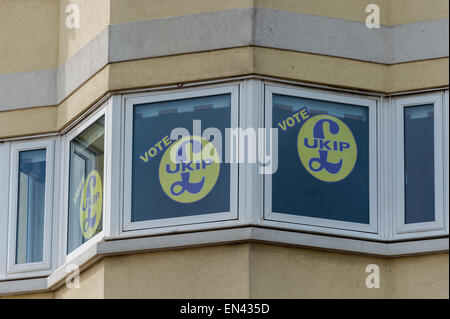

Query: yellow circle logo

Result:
[159,136,220,203]
[297,114,357,182]
[79,170,102,239]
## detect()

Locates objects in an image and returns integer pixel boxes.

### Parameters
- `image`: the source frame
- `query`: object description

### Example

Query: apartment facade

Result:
[0,0,448,298]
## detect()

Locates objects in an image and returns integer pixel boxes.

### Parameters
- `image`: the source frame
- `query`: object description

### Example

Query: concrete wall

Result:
[104,244,250,299]
[0,0,59,74]
[257,0,449,25]
[58,0,110,65]
[3,244,448,299]
[1,260,105,299]
[249,244,449,298]
[110,0,450,25]
[53,261,105,299]
[0,0,448,138]
[1,46,449,139]
[110,0,254,24]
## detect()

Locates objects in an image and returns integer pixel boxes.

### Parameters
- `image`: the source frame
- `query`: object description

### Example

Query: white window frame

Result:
[6,138,56,277]
[59,103,109,264]
[263,84,379,237]
[393,92,448,239]
[0,142,9,280]
[121,84,240,236]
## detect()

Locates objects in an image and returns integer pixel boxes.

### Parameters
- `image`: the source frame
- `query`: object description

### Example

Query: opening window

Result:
[394,92,446,238]
[67,116,105,254]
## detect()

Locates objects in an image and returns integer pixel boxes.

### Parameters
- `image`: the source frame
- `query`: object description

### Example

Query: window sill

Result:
[0,226,448,296]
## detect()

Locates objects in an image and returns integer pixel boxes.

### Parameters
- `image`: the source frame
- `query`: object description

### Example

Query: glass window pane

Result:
[16,149,46,264]
[67,116,105,254]
[272,94,370,224]
[132,94,230,222]
[404,104,435,224]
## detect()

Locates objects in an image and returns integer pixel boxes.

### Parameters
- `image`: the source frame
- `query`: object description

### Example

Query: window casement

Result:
[393,92,448,239]
[5,138,58,278]
[263,84,378,238]
[121,85,240,236]
[60,104,109,262]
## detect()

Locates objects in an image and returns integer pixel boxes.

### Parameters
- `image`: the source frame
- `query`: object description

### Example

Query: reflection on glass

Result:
[272,94,370,224]
[67,116,105,254]
[16,149,46,264]
[404,104,435,224]
[132,94,231,222]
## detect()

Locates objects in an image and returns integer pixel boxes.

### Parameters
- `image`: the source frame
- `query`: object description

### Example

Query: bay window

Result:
[0,81,448,287]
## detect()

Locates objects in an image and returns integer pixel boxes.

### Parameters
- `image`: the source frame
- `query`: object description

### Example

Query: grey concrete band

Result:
[255,9,449,64]
[0,69,57,110]
[109,8,254,62]
[387,18,449,63]
[57,28,109,103]
[0,8,448,111]
[255,9,388,63]
[109,8,448,65]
